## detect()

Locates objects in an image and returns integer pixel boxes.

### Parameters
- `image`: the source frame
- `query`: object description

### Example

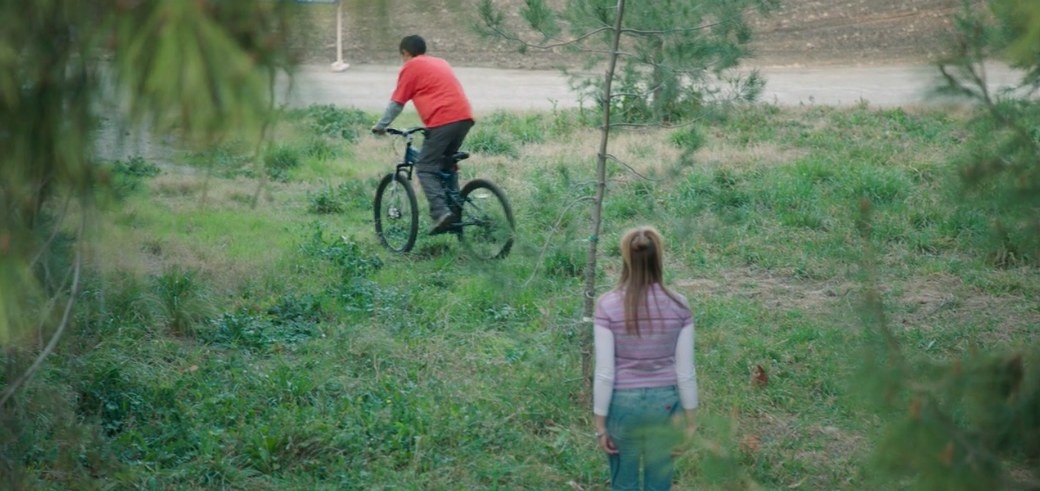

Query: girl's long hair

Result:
[617,226,683,336]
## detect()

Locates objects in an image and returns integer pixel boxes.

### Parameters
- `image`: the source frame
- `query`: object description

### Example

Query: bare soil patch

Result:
[745,0,963,67]
[676,269,855,316]
[290,0,965,69]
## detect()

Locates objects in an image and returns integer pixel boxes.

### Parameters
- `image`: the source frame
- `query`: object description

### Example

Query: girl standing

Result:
[593,226,698,491]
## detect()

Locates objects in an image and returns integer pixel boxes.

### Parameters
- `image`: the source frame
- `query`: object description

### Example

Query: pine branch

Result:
[0,213,84,408]
[482,22,613,51]
[29,193,72,271]
[618,21,723,36]
[604,153,661,182]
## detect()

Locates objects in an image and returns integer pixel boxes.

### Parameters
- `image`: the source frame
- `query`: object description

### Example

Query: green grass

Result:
[6,104,1039,489]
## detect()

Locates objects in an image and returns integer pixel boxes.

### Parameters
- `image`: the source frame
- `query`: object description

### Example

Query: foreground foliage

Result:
[0,1,299,487]
[861,1,1040,488]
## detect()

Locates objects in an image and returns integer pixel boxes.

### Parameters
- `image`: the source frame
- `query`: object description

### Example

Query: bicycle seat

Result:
[453,152,469,162]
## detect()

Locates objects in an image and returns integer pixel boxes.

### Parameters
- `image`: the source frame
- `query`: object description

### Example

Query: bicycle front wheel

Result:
[459,179,515,259]
[374,172,418,253]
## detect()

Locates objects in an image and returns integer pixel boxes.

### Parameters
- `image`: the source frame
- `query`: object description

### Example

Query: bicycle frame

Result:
[387,126,423,182]
[386,127,468,222]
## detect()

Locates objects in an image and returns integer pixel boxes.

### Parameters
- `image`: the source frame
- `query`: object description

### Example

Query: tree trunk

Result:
[581,0,626,386]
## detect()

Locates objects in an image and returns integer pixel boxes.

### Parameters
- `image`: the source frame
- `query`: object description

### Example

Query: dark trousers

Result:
[416,119,473,219]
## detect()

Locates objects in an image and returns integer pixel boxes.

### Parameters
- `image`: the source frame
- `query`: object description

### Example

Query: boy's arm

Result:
[372,101,404,133]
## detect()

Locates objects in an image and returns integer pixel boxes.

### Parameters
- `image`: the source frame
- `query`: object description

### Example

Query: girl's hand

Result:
[598,433,619,454]
[671,412,697,457]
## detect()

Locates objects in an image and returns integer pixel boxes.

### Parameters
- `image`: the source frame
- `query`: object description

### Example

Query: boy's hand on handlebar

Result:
[371,126,387,135]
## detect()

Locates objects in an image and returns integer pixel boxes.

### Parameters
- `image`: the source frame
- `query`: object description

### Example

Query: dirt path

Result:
[279,61,1022,112]
[278,64,577,112]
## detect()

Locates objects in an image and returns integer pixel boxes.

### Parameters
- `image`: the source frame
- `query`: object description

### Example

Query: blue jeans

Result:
[606,385,681,491]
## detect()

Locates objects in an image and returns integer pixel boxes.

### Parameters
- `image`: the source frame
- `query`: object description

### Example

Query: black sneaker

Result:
[428,212,456,235]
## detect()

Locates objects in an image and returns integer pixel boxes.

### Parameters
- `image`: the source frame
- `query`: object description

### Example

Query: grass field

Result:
[7,102,1039,490]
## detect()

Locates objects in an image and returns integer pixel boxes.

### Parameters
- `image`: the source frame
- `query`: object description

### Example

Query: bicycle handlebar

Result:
[380,127,425,137]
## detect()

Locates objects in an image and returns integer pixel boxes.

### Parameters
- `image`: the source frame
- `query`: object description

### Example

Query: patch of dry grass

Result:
[696,140,809,169]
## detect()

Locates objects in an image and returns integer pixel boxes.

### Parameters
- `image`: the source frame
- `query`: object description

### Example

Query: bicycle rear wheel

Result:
[374,172,418,253]
[459,179,515,259]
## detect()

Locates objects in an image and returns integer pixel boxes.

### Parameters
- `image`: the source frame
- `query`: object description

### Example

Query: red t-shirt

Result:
[391,55,473,128]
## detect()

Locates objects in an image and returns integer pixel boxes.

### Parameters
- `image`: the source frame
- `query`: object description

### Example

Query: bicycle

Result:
[373,127,515,259]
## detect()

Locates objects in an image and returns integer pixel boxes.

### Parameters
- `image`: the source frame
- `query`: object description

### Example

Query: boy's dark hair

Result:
[399,35,427,57]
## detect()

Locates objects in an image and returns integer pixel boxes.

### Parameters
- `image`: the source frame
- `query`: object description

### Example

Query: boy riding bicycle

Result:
[371,34,474,235]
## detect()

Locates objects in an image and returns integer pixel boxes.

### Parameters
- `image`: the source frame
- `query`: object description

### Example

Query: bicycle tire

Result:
[374,172,418,253]
[459,178,515,259]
